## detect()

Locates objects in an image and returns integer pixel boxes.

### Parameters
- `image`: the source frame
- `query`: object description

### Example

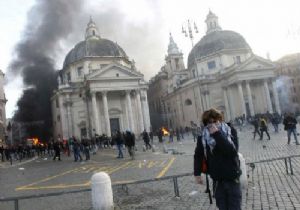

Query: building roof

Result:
[63,39,128,68]
[188,30,251,68]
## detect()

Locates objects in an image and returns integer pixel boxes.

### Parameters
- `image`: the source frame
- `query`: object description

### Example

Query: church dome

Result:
[63,39,128,68]
[188,30,251,68]
[63,18,128,68]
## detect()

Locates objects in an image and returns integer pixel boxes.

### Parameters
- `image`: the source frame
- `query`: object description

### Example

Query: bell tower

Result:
[205,10,222,34]
[85,17,101,40]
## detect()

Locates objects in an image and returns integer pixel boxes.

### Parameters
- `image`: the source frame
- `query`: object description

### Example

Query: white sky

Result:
[1,0,300,118]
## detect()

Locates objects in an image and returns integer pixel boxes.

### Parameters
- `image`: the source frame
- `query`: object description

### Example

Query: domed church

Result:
[149,11,281,130]
[51,18,150,140]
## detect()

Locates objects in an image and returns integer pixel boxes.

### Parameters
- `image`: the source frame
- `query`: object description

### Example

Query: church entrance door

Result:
[110,118,120,134]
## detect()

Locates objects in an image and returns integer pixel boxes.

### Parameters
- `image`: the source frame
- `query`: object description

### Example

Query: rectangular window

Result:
[56,98,59,108]
[67,72,71,82]
[207,61,216,70]
[175,58,179,69]
[236,56,241,64]
[77,67,83,77]
[192,69,196,78]
[100,64,108,69]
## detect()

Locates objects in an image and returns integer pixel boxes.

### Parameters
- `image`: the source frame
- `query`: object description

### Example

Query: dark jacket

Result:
[115,132,124,145]
[283,116,297,130]
[194,131,240,181]
[125,132,135,147]
[142,131,150,142]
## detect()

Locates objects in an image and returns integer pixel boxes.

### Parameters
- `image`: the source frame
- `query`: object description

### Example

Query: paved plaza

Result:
[1,125,300,209]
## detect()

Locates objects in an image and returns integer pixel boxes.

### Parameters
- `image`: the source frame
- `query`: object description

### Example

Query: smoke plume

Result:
[8,0,83,140]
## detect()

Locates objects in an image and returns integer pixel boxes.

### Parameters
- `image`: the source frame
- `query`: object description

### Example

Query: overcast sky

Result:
[1,0,300,118]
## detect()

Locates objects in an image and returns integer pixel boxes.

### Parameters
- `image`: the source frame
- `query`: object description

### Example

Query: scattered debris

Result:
[189,191,199,197]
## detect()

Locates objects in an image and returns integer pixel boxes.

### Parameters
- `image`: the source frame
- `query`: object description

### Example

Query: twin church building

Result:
[52,11,280,138]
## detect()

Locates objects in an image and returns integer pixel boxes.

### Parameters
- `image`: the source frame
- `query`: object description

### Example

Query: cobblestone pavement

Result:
[2,125,300,209]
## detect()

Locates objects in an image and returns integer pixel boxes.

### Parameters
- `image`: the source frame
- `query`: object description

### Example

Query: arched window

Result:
[185,99,192,106]
[92,30,95,36]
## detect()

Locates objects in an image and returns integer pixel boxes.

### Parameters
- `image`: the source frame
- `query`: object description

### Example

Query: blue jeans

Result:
[215,180,242,210]
[117,144,123,158]
[74,150,82,161]
[287,128,299,144]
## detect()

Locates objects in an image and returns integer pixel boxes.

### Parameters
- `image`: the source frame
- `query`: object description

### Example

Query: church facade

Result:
[148,11,281,130]
[51,19,150,140]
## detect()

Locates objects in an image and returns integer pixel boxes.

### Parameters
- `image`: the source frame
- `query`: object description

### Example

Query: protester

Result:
[251,118,261,140]
[260,117,270,140]
[73,138,83,162]
[142,130,152,150]
[82,139,90,161]
[283,113,300,145]
[194,108,242,210]
[158,128,163,143]
[115,130,124,158]
[149,131,154,144]
[124,130,135,160]
[52,140,61,161]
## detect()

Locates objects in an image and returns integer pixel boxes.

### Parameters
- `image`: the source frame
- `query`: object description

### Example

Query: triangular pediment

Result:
[86,63,143,80]
[236,55,276,72]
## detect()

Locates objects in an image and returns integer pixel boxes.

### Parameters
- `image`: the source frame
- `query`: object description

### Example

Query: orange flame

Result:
[161,127,169,136]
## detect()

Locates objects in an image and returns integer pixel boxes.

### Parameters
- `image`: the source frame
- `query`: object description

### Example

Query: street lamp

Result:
[182,19,198,47]
[182,19,205,120]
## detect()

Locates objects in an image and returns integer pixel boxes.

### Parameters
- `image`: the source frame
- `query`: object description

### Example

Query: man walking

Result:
[251,118,261,140]
[260,117,270,140]
[283,113,300,145]
[52,141,61,161]
[143,130,152,150]
[73,139,83,162]
[124,130,135,160]
[115,130,124,158]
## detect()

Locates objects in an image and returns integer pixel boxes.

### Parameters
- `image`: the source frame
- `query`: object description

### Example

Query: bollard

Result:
[91,172,114,210]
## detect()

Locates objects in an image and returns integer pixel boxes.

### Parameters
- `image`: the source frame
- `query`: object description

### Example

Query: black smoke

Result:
[8,0,83,141]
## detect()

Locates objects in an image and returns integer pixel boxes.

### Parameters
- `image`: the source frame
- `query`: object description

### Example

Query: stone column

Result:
[66,94,73,138]
[92,92,101,135]
[246,81,255,116]
[204,85,210,109]
[272,80,281,114]
[205,92,210,109]
[201,92,207,111]
[176,95,181,127]
[126,90,135,132]
[264,80,273,113]
[227,86,235,119]
[102,91,111,137]
[197,85,204,114]
[136,90,145,132]
[238,82,247,117]
[59,95,68,140]
[141,89,151,132]
[223,88,231,121]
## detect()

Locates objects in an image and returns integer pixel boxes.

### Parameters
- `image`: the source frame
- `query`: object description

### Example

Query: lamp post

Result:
[182,19,205,119]
[182,19,198,47]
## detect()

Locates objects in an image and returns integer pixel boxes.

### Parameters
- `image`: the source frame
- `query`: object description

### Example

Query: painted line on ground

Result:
[156,157,176,178]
